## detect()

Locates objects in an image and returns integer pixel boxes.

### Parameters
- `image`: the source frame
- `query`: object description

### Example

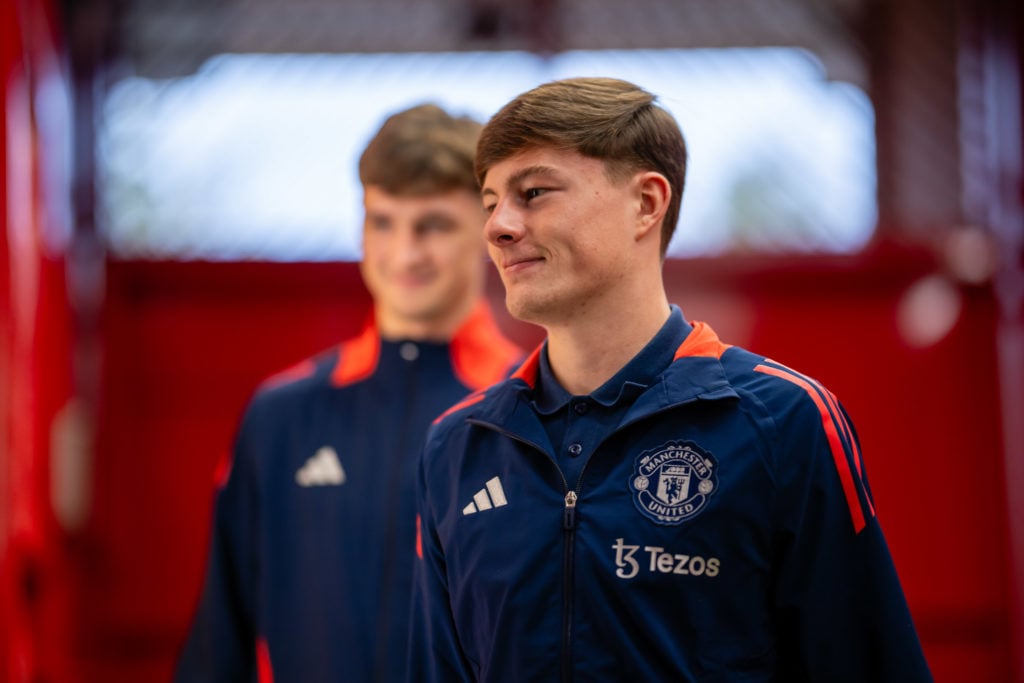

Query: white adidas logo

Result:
[295,446,347,487]
[462,476,508,515]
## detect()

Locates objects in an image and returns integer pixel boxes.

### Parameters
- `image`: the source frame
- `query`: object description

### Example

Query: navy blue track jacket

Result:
[175,301,521,683]
[411,309,932,682]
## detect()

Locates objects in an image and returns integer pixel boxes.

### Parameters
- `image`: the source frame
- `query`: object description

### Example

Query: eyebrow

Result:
[416,211,456,226]
[481,165,560,198]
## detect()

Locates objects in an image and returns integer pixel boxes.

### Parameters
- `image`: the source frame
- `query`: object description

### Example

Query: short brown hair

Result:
[359,104,482,196]
[476,77,687,255]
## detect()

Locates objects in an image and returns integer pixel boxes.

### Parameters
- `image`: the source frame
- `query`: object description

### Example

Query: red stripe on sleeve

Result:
[432,390,486,425]
[767,362,876,519]
[416,514,423,560]
[820,386,875,517]
[213,449,233,490]
[261,358,316,389]
[257,638,274,683]
[754,363,869,533]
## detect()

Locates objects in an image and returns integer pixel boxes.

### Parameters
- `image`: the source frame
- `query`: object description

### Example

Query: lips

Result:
[502,255,544,274]
[391,271,436,289]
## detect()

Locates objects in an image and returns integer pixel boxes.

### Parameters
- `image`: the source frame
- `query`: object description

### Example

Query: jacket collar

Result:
[531,307,688,414]
[473,313,739,435]
[331,300,521,389]
[449,300,524,390]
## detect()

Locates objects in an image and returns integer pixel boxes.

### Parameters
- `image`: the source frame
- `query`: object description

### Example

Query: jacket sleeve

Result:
[174,407,263,683]
[770,391,933,682]
[408,439,475,683]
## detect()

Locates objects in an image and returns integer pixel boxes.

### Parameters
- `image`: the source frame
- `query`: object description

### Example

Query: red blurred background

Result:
[3,0,1023,681]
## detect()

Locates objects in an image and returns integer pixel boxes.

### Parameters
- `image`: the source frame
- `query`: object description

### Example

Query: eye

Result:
[524,187,546,202]
[483,202,496,215]
[366,215,391,231]
[417,216,456,234]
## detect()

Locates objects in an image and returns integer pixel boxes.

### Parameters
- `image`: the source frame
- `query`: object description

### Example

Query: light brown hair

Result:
[476,77,687,255]
[359,104,482,196]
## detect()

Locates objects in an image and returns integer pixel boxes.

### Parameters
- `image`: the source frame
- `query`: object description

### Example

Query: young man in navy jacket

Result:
[410,78,933,682]
[175,104,522,682]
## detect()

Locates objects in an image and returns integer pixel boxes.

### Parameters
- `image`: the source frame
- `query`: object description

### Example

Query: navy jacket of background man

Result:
[176,301,521,682]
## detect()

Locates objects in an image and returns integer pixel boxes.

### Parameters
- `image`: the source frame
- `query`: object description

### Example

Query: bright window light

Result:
[98,49,876,260]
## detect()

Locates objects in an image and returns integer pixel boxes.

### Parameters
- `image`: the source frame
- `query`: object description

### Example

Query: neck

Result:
[376,291,481,343]
[544,282,670,395]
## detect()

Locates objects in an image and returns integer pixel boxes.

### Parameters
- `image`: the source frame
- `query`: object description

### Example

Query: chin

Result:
[394,305,438,323]
[505,294,554,327]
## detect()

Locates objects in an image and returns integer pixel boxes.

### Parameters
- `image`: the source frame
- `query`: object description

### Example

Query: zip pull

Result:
[563,490,578,530]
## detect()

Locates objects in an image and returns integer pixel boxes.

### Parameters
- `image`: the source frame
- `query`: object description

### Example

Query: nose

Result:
[484,200,524,247]
[392,225,426,266]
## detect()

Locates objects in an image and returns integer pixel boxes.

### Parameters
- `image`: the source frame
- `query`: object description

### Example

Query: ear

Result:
[634,171,671,243]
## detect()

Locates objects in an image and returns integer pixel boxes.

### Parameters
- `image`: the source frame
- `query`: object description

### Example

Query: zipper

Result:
[374,350,419,680]
[562,490,578,683]
[466,419,595,683]
[465,393,720,680]
[554,411,680,681]
[563,490,578,529]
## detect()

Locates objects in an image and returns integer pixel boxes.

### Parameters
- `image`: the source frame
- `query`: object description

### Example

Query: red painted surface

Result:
[1,0,77,681]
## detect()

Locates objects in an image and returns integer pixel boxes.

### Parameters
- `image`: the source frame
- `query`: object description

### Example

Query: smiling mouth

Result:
[393,272,435,288]
[503,256,544,273]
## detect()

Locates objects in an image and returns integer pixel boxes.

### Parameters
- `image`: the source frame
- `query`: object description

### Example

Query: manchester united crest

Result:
[631,441,718,525]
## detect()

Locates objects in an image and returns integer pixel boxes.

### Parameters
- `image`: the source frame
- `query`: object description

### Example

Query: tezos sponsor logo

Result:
[611,538,720,580]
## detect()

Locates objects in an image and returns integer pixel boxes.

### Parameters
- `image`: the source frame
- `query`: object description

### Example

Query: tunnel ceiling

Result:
[96,0,869,85]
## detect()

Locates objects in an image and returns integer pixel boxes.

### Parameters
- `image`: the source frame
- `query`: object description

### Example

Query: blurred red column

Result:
[1,0,81,681]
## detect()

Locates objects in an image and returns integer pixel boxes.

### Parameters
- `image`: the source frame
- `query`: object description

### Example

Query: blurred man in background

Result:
[410,77,931,682]
[175,103,522,682]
